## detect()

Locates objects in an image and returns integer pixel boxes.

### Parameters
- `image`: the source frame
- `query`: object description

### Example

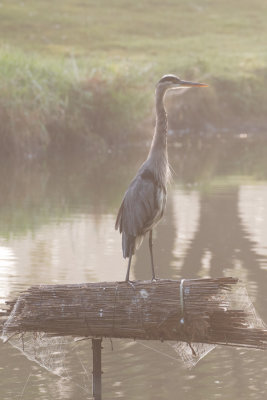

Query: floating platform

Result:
[2,277,267,349]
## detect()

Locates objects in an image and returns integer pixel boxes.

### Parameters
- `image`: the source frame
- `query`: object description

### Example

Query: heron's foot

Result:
[151,274,160,282]
[125,279,136,290]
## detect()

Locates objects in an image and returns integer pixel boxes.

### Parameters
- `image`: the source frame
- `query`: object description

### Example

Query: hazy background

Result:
[1,1,267,399]
[0,0,267,159]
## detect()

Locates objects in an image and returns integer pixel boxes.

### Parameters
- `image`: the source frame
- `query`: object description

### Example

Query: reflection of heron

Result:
[115,75,208,281]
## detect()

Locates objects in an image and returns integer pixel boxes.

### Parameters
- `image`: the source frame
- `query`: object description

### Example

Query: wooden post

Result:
[92,338,102,400]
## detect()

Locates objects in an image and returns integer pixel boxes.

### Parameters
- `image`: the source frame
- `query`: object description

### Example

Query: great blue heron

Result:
[115,74,208,281]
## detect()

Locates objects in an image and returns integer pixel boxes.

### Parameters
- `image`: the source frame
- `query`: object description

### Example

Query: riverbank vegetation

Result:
[1,0,267,159]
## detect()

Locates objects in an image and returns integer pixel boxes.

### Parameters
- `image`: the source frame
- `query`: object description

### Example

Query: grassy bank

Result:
[0,47,149,158]
[1,0,267,158]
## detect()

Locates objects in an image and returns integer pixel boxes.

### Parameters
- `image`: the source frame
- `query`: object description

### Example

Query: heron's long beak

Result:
[179,80,208,88]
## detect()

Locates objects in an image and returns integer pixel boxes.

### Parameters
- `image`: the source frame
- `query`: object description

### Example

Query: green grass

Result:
[1,0,267,157]
[1,0,267,78]
[0,46,149,157]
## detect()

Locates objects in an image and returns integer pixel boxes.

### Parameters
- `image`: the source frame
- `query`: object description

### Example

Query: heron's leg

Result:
[125,254,132,282]
[149,230,156,280]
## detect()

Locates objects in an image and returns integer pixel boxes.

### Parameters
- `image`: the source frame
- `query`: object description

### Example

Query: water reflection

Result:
[239,185,267,261]
[1,138,267,399]
[180,187,261,276]
[0,244,16,302]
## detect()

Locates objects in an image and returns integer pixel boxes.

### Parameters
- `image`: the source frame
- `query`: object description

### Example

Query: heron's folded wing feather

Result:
[115,173,157,236]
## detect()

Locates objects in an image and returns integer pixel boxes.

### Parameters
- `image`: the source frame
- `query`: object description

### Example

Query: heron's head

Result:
[156,74,208,94]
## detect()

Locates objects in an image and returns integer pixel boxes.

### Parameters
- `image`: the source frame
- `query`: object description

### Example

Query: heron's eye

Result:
[158,76,180,85]
[159,77,171,84]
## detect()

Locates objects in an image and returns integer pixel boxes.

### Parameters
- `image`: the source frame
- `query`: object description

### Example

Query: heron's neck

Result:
[147,88,170,186]
[148,88,168,160]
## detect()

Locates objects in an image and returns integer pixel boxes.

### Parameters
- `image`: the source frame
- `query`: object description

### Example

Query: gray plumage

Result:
[115,74,208,281]
[116,164,167,257]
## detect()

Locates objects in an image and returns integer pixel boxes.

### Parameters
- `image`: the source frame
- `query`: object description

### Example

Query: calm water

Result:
[1,138,267,399]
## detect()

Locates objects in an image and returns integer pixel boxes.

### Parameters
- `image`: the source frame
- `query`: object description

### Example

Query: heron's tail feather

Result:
[122,232,134,258]
[115,202,123,232]
[122,233,143,258]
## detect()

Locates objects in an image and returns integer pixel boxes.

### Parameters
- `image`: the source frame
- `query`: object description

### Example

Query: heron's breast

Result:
[147,186,166,231]
[156,186,167,217]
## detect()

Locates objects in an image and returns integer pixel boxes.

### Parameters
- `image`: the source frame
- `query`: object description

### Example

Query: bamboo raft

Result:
[1,277,267,350]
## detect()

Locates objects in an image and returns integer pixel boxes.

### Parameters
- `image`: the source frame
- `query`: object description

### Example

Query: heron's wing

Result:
[115,169,161,236]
